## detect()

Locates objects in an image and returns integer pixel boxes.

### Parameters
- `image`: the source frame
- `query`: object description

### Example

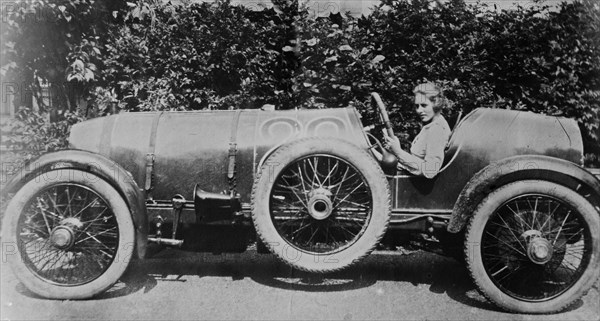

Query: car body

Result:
[3,95,599,313]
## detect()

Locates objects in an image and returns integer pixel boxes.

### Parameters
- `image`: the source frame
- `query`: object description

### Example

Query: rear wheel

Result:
[2,169,135,299]
[252,138,391,273]
[464,180,599,313]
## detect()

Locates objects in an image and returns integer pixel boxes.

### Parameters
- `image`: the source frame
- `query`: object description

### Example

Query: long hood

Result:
[69,108,368,202]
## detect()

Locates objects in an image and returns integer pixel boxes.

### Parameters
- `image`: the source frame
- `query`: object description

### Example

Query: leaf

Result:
[84,69,95,81]
[66,73,78,82]
[339,45,353,52]
[305,38,318,46]
[0,62,17,77]
[72,60,85,72]
[282,46,294,52]
[131,7,141,19]
[324,56,338,63]
[372,55,385,63]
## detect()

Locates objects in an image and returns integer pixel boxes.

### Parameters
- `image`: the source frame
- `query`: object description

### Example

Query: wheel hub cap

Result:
[527,237,553,264]
[50,226,75,249]
[307,188,333,220]
[50,218,82,250]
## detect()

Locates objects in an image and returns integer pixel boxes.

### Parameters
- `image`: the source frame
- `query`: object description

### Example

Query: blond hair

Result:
[413,82,445,112]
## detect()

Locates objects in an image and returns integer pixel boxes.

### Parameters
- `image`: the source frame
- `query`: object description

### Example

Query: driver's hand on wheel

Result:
[383,132,402,155]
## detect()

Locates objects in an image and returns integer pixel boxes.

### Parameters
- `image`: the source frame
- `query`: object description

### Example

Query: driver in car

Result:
[382,82,452,179]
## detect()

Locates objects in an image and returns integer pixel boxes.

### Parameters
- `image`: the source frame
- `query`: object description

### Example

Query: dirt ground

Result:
[1,248,598,321]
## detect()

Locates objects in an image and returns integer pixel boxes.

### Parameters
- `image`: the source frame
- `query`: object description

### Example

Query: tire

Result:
[252,137,391,273]
[1,169,135,299]
[464,180,600,313]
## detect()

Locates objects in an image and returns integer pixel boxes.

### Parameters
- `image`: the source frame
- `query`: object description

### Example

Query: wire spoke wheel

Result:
[2,169,135,299]
[481,194,589,301]
[252,138,390,273]
[18,184,119,286]
[465,180,599,313]
[270,155,372,254]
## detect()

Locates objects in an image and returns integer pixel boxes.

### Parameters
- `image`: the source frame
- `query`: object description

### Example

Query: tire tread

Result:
[463,179,598,314]
[251,137,391,273]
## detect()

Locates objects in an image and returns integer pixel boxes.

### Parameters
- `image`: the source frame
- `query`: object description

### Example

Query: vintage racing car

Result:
[2,93,599,313]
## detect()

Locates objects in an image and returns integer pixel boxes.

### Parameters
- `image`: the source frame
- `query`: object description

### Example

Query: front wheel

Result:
[1,169,135,299]
[464,180,599,313]
[252,138,391,273]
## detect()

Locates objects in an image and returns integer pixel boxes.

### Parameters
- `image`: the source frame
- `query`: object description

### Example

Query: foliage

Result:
[1,0,129,115]
[98,0,299,111]
[94,0,598,160]
[2,0,599,164]
[4,108,83,159]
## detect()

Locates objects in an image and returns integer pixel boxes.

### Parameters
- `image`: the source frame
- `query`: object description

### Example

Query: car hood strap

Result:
[145,111,164,199]
[228,110,243,194]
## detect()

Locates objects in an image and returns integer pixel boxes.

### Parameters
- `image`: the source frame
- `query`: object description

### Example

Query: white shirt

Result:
[396,114,451,178]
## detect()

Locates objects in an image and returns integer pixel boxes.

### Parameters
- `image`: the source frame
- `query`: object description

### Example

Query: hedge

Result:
[3,0,599,165]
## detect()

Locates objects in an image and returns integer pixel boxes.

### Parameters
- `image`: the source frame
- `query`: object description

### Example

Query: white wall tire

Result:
[1,169,135,299]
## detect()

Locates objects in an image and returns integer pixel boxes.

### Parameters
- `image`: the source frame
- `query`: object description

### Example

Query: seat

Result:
[439,110,464,172]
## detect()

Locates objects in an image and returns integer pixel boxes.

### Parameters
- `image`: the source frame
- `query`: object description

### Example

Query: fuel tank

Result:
[69,108,369,202]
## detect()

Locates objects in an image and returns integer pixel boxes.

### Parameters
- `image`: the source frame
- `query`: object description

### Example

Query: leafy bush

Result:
[3,0,599,165]
[4,108,83,159]
[1,0,129,115]
[100,0,299,111]
[93,0,598,163]
[350,0,599,153]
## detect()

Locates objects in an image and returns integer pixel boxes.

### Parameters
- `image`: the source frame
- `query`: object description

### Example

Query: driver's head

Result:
[413,82,445,113]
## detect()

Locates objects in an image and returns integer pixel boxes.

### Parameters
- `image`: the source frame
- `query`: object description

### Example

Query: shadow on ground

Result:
[16,247,497,310]
[12,247,587,313]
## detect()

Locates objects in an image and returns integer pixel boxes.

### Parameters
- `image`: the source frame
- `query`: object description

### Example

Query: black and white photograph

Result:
[0,0,599,320]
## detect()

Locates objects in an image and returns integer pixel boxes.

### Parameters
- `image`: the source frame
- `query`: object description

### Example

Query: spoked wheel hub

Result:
[49,218,83,250]
[307,188,333,220]
[522,232,554,265]
[50,226,75,249]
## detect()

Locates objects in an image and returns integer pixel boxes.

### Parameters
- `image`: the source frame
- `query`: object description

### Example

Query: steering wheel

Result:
[370,92,395,139]
[369,92,398,174]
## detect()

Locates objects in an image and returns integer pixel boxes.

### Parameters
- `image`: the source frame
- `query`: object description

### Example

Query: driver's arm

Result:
[393,148,437,178]
[387,125,448,178]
